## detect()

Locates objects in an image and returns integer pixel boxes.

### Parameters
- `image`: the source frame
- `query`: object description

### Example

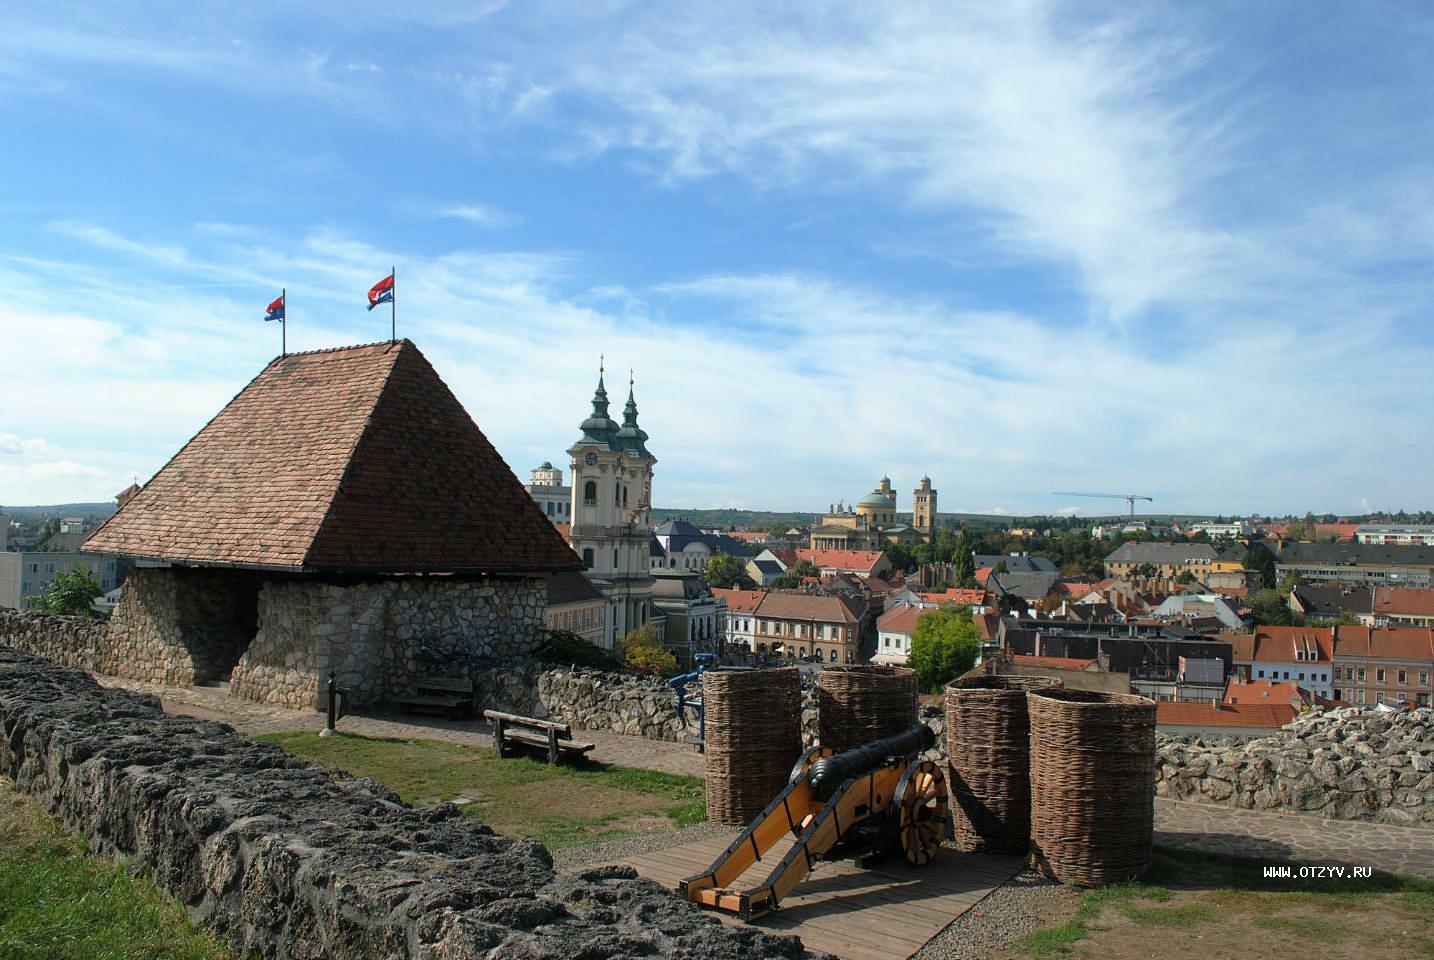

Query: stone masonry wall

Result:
[230,575,546,711]
[0,608,110,673]
[1157,707,1434,825]
[0,647,816,960]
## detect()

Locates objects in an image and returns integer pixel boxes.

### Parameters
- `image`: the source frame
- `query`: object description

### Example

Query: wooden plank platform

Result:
[614,834,1024,960]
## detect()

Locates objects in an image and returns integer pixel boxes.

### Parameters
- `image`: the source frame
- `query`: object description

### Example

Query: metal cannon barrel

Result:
[807,723,935,799]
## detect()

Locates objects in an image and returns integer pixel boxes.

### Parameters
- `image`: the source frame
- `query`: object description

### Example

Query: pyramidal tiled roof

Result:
[84,340,581,574]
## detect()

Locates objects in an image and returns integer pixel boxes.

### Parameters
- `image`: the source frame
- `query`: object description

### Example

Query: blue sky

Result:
[2,2,1432,516]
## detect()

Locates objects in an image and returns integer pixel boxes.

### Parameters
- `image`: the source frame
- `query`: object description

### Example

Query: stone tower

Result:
[913,475,937,538]
[567,364,656,649]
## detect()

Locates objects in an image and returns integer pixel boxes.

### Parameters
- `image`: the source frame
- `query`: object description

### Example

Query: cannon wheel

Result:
[891,760,948,866]
[788,745,834,785]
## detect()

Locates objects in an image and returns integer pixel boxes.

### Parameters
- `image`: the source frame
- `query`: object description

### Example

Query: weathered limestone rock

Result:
[0,648,819,960]
[1156,706,1434,825]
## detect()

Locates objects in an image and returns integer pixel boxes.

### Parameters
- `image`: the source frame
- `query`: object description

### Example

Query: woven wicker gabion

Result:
[945,675,1062,854]
[1027,689,1158,887]
[704,668,803,825]
[816,665,918,754]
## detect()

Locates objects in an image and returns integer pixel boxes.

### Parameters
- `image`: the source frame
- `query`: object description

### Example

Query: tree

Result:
[1176,570,1198,585]
[703,554,755,590]
[31,565,103,618]
[881,541,915,574]
[620,623,677,676]
[908,606,982,693]
[1251,589,1294,627]
[1242,543,1277,589]
[1276,569,1303,596]
[951,534,976,586]
[773,559,820,589]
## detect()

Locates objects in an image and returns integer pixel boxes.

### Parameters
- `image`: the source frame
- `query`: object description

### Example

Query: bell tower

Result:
[567,360,656,649]
[913,475,937,539]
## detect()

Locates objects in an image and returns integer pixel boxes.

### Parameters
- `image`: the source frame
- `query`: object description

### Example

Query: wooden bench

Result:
[394,677,474,717]
[483,709,596,765]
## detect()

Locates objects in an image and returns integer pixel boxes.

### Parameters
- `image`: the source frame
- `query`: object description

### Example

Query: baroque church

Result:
[565,365,657,649]
[808,476,939,550]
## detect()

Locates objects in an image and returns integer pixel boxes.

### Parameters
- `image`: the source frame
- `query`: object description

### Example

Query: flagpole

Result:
[281,288,287,356]
[390,265,396,343]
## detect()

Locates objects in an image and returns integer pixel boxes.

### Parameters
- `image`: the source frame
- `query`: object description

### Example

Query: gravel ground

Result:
[912,868,1079,960]
[552,820,739,871]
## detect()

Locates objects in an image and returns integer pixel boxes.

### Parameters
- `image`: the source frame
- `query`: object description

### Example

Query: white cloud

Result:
[438,203,519,228]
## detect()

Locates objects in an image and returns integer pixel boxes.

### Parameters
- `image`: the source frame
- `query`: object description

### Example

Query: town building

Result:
[809,476,937,550]
[751,591,868,664]
[1221,627,1335,699]
[1274,542,1434,588]
[1331,626,1434,707]
[1356,524,1434,546]
[873,603,923,665]
[795,548,892,580]
[1185,519,1253,540]
[648,520,752,574]
[1288,585,1371,624]
[710,587,764,654]
[1370,587,1434,627]
[972,554,1058,575]
[80,340,580,709]
[1150,593,1247,630]
[545,571,607,649]
[1154,701,1298,739]
[0,549,126,610]
[1103,542,1219,579]
[525,462,572,525]
[744,549,787,586]
[566,369,657,648]
[649,571,721,667]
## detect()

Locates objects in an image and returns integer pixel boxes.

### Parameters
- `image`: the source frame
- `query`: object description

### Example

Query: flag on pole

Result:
[264,293,285,322]
[367,273,394,311]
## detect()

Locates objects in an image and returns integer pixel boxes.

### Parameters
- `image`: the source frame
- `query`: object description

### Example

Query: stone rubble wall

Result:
[0,647,817,960]
[232,576,547,711]
[471,666,689,741]
[1157,707,1434,825]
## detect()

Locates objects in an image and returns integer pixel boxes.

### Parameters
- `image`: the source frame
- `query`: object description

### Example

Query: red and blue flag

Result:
[264,293,285,322]
[367,273,394,311]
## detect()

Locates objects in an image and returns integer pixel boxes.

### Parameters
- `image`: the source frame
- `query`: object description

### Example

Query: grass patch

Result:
[0,777,241,960]
[1253,914,1348,941]
[1017,847,1434,958]
[256,731,706,849]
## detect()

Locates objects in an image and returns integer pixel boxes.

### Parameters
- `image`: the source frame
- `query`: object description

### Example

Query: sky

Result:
[2,2,1432,517]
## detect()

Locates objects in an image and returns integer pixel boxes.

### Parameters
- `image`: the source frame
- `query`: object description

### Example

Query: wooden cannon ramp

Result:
[613,833,1024,960]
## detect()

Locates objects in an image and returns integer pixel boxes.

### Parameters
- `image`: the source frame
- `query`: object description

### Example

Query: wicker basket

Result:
[1027,689,1157,886]
[704,668,803,825]
[945,675,1062,854]
[816,665,918,754]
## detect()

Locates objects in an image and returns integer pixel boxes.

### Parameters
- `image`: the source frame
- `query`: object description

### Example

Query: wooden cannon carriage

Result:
[679,723,949,919]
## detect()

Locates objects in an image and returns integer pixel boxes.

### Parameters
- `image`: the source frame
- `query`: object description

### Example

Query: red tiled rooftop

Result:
[1012,654,1098,672]
[1156,701,1298,728]
[84,340,580,574]
[1223,679,1303,706]
[796,548,886,572]
[877,603,926,634]
[711,587,766,614]
[1334,625,1434,661]
[1372,588,1434,617]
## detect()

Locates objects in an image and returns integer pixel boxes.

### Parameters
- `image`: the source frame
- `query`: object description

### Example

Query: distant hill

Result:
[1,503,118,521]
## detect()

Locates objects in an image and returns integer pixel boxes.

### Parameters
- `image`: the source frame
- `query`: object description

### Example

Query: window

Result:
[613,550,619,568]
[1422,672,1429,685]
[1376,668,1386,683]
[1358,667,1366,681]
[546,502,555,515]
[1282,671,1289,680]
[1357,689,1365,704]
[583,481,597,505]
[582,548,594,569]
[1298,673,1305,681]
[830,650,838,662]
[1257,669,1264,678]
[1398,669,1407,684]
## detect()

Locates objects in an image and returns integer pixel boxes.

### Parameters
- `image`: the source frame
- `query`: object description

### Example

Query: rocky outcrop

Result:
[0,647,817,960]
[1157,707,1434,825]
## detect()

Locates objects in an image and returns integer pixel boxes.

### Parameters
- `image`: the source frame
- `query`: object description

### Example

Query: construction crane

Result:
[1052,491,1154,518]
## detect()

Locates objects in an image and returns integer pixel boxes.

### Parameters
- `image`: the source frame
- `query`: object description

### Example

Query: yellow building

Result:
[809,476,936,550]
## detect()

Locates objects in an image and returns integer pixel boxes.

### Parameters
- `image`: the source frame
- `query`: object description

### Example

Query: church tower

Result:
[567,363,656,649]
[913,475,937,539]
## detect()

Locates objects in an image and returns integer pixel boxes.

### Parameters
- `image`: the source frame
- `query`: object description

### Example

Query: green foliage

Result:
[773,558,821,589]
[1176,570,1198,584]
[534,630,623,670]
[1276,570,1303,596]
[1251,588,1294,626]
[620,623,677,676]
[30,565,103,618]
[1242,543,1277,589]
[702,553,755,589]
[907,606,982,693]
[0,779,238,959]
